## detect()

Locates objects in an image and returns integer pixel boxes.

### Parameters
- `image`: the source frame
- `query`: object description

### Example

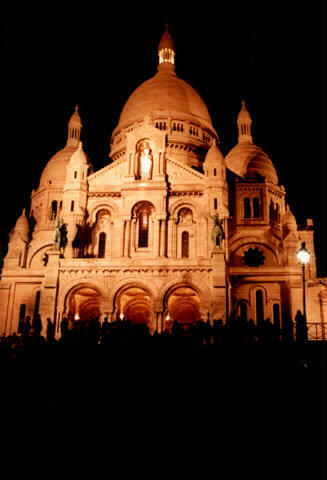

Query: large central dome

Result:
[110,26,217,168]
[117,69,213,129]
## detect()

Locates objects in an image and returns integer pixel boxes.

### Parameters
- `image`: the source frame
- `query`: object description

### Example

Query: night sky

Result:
[1,2,325,275]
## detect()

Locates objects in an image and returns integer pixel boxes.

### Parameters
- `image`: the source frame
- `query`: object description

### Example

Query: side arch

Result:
[58,277,109,314]
[28,244,53,269]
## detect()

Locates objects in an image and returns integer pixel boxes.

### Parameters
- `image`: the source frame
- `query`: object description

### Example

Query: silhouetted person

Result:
[18,316,25,335]
[212,319,223,344]
[60,317,69,339]
[101,317,110,343]
[33,314,42,336]
[247,318,256,342]
[295,310,308,343]
[22,316,32,337]
[262,317,274,343]
[282,315,294,343]
[46,318,55,342]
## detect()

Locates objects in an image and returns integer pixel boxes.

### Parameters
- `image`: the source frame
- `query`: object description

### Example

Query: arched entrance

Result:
[115,286,153,327]
[67,286,101,321]
[166,286,201,326]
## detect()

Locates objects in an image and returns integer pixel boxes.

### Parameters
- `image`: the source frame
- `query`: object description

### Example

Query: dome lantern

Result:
[158,23,175,72]
[67,105,82,147]
[237,100,253,144]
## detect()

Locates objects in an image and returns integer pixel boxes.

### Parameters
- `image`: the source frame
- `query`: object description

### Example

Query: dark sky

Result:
[1,1,325,275]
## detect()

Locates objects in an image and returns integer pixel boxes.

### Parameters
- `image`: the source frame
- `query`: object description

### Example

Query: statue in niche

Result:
[210,213,224,248]
[138,141,153,180]
[178,208,193,225]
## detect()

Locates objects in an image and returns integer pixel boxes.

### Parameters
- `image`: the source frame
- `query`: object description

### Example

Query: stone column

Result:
[167,218,173,258]
[39,248,60,332]
[124,220,131,257]
[154,219,160,257]
[160,220,166,257]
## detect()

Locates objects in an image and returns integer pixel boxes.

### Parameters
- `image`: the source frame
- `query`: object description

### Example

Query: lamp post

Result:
[296,242,311,324]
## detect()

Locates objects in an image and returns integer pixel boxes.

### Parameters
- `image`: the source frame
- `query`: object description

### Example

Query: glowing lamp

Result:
[120,313,124,320]
[296,242,310,265]
[74,313,80,320]
[296,242,310,327]
[165,314,170,322]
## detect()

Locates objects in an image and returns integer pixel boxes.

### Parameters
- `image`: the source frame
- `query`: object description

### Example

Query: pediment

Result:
[166,156,205,184]
[126,121,166,151]
[88,157,128,188]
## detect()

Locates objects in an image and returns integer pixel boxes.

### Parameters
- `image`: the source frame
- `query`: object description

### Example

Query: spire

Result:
[67,105,82,146]
[237,100,253,144]
[158,24,175,72]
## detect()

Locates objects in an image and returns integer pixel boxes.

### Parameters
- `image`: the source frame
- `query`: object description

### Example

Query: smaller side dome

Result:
[245,151,279,184]
[14,209,30,241]
[282,204,297,230]
[69,142,88,165]
[225,101,279,184]
[204,138,224,165]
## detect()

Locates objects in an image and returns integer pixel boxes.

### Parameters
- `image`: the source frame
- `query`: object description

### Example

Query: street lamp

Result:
[296,242,311,323]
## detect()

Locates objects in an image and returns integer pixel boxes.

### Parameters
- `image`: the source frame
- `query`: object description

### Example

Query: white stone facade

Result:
[0,27,326,339]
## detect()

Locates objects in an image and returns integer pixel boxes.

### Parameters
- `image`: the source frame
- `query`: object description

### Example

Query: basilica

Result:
[0,26,326,339]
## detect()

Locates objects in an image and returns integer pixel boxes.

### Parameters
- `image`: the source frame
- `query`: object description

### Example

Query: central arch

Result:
[67,285,101,321]
[115,285,153,327]
[165,286,201,325]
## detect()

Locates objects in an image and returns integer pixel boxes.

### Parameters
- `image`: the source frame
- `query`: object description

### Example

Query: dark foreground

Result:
[0,338,325,478]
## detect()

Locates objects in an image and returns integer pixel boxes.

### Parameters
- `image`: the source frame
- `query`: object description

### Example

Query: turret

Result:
[62,142,89,257]
[3,209,30,268]
[203,139,229,218]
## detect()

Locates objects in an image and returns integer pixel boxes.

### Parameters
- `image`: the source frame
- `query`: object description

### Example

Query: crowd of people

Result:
[0,309,310,356]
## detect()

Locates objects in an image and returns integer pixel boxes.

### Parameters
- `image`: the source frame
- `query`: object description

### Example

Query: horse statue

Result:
[210,213,224,248]
[53,217,68,254]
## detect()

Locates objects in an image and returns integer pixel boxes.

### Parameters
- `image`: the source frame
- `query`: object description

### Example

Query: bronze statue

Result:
[210,213,224,248]
[53,217,68,254]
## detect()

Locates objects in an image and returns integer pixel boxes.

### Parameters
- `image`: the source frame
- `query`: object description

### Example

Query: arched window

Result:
[74,171,77,179]
[98,232,106,258]
[252,198,260,218]
[244,198,251,218]
[50,200,57,220]
[138,211,149,247]
[255,290,264,327]
[214,198,218,210]
[269,200,275,222]
[273,303,280,328]
[181,231,189,258]
[71,200,74,212]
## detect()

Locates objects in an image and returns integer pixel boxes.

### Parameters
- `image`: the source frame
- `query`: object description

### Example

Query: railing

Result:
[306,323,327,341]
